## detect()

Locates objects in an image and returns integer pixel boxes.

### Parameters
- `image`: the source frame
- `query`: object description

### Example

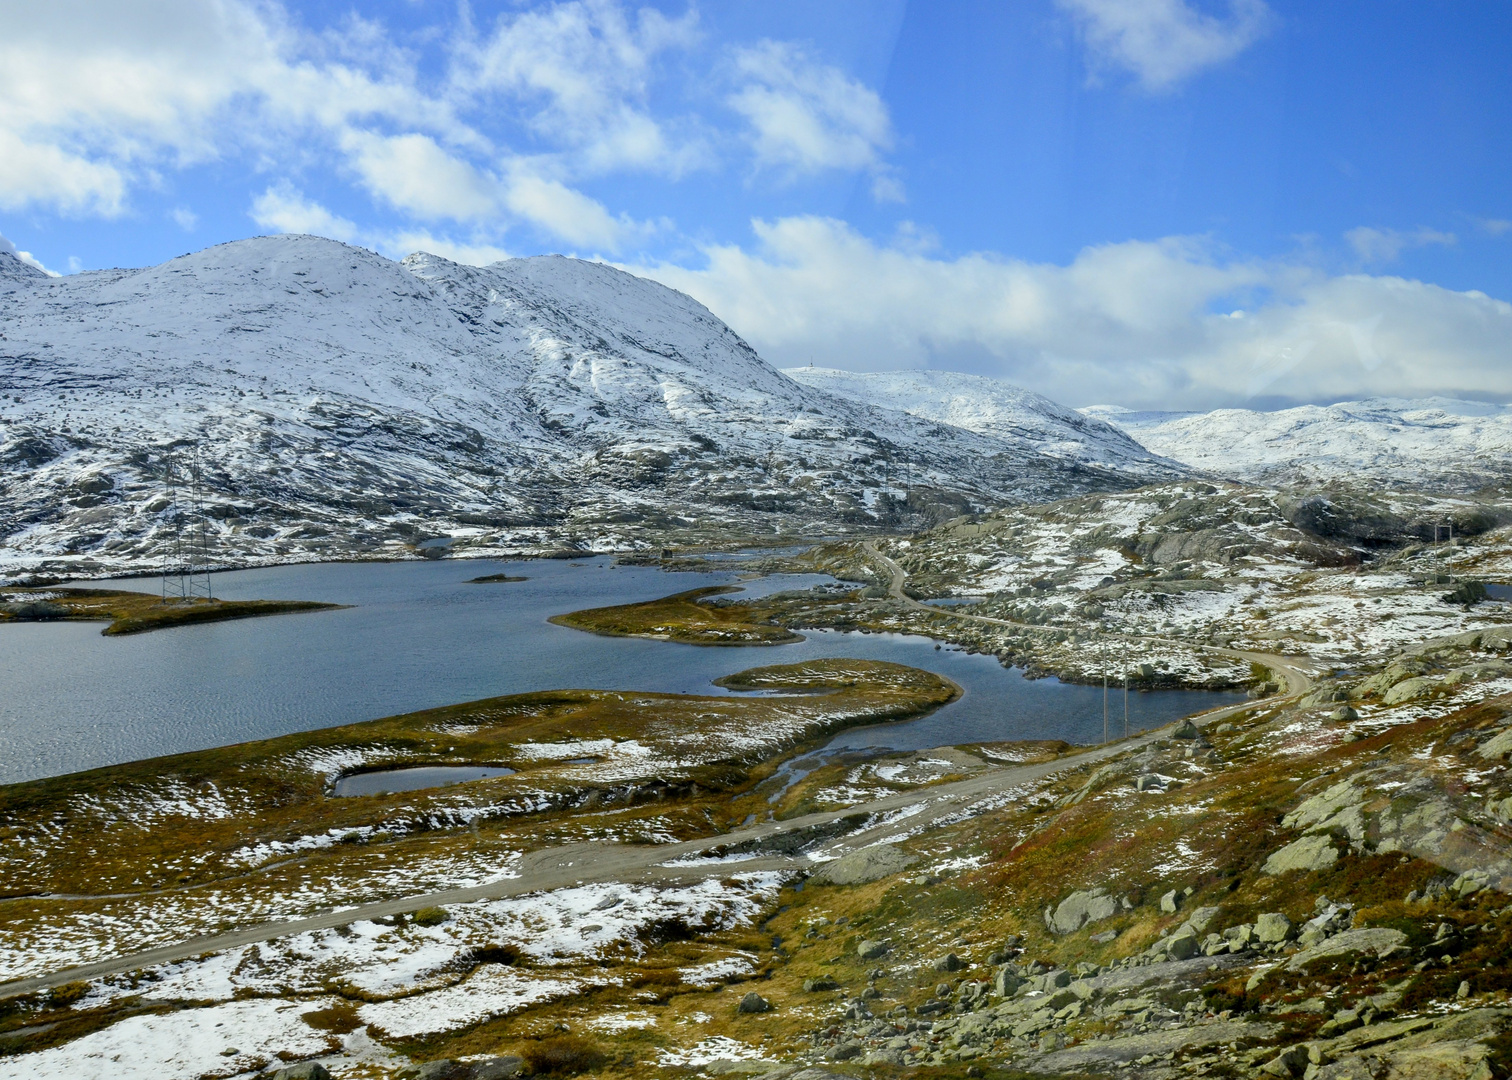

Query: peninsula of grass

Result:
[549,585,804,645]
[0,587,343,635]
[0,658,956,898]
[467,573,527,583]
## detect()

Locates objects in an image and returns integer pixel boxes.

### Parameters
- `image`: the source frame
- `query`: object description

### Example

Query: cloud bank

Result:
[632,217,1512,410]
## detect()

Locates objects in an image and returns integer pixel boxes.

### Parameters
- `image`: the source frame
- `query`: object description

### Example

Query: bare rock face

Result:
[1045,888,1121,935]
[811,843,918,886]
[1254,913,1294,944]
[1263,834,1340,876]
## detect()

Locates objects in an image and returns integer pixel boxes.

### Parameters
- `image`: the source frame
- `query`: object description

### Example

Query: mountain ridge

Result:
[0,235,1180,578]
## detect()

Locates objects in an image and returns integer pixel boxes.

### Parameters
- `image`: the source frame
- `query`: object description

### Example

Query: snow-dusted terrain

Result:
[1082,398,1512,489]
[782,367,1178,477]
[0,237,1183,578]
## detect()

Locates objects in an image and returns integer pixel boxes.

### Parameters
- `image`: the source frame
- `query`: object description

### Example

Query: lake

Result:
[0,558,1239,784]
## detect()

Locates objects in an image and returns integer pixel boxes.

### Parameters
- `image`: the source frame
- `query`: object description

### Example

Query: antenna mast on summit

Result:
[160,448,214,603]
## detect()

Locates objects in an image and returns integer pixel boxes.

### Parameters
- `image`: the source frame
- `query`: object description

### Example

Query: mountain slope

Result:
[0,236,1177,577]
[783,367,1181,478]
[1083,398,1512,490]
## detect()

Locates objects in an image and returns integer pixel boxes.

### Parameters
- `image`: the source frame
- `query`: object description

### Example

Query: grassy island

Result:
[549,585,804,645]
[0,586,343,635]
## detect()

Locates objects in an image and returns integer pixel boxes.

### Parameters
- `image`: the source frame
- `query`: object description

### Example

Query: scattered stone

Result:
[1329,706,1359,723]
[1254,913,1294,944]
[1089,929,1119,944]
[803,977,841,992]
[1477,728,1512,760]
[993,968,1023,997]
[1285,927,1407,970]
[1260,1044,1310,1077]
[1046,888,1120,934]
[738,992,772,1014]
[857,940,889,960]
[1185,906,1221,932]
[272,1066,333,1080]
[1160,889,1183,914]
[1173,718,1199,739]
[1164,930,1199,961]
[1262,834,1339,875]
[932,952,965,972]
[811,843,918,886]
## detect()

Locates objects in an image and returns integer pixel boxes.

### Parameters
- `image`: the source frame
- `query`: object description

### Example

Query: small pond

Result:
[333,765,517,797]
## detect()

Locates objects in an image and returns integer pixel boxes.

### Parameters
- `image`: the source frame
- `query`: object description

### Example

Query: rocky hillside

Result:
[1084,398,1512,491]
[0,237,1184,579]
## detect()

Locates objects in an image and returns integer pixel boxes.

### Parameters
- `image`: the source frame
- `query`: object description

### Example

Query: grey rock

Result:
[1477,728,1512,760]
[825,1042,863,1061]
[1260,1044,1310,1077]
[1254,913,1294,944]
[1285,927,1407,971]
[1165,931,1199,961]
[1329,705,1359,723]
[738,991,772,1014]
[810,843,918,886]
[1046,888,1120,934]
[1263,834,1339,875]
[803,977,841,992]
[1159,889,1182,914]
[1185,905,1221,932]
[932,952,966,971]
[857,939,889,960]
[993,967,1023,997]
[1173,718,1199,739]
[271,1066,333,1080]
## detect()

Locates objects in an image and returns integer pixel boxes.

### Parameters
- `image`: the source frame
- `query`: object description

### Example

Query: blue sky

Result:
[1,0,1508,409]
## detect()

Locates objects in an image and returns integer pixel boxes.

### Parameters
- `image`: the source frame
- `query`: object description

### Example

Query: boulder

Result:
[272,1066,333,1080]
[1260,1044,1310,1077]
[1262,834,1339,875]
[803,977,841,992]
[1164,930,1199,961]
[1285,927,1407,971]
[857,939,889,960]
[1328,706,1358,723]
[1046,888,1120,934]
[1384,676,1438,705]
[1254,913,1294,944]
[1159,889,1183,914]
[993,968,1023,997]
[1185,906,1221,932]
[932,952,965,972]
[1173,719,1199,740]
[1477,729,1512,760]
[737,991,772,1014]
[810,843,918,886]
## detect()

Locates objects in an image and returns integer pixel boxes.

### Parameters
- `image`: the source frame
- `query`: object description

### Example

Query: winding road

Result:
[0,550,1313,1000]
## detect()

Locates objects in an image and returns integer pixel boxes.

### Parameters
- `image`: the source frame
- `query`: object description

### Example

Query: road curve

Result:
[0,688,1265,1001]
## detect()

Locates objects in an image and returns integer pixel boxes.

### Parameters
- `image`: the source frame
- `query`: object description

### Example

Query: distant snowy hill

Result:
[0,236,1179,577]
[783,368,1180,477]
[1082,399,1512,490]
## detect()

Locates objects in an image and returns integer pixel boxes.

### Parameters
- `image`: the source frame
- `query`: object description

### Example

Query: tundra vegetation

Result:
[5,481,1512,1079]
[0,585,341,634]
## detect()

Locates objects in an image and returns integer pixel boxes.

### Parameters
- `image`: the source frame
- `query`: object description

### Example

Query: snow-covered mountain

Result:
[783,368,1180,477]
[0,236,1182,577]
[1082,399,1512,490]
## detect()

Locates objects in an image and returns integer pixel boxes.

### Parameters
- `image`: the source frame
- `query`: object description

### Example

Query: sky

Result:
[0,0,1508,410]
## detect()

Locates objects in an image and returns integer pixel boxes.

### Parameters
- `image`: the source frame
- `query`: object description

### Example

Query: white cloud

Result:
[250,183,358,241]
[0,231,60,275]
[0,129,126,215]
[170,206,198,231]
[1346,225,1457,265]
[1058,0,1273,90]
[453,0,703,175]
[1480,218,1512,237]
[343,132,498,221]
[501,165,637,251]
[728,40,894,177]
[630,215,1512,410]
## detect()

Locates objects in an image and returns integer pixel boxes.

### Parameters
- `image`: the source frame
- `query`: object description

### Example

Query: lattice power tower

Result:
[160,448,215,602]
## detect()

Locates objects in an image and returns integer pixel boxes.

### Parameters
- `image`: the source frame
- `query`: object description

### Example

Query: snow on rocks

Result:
[0,997,341,1080]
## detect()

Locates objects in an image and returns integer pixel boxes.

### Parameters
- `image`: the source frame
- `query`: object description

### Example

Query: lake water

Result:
[0,558,1239,785]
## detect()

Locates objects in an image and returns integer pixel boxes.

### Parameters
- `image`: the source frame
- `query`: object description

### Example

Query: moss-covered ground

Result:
[0,585,341,635]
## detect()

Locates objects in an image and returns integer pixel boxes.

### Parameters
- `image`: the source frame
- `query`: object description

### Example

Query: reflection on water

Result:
[332,765,516,797]
[0,558,1240,784]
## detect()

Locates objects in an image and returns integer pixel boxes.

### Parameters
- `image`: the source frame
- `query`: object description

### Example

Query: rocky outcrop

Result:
[1044,888,1120,935]
[811,844,918,886]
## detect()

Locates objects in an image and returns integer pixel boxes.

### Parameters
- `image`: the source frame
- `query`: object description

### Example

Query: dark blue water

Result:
[0,558,1238,784]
